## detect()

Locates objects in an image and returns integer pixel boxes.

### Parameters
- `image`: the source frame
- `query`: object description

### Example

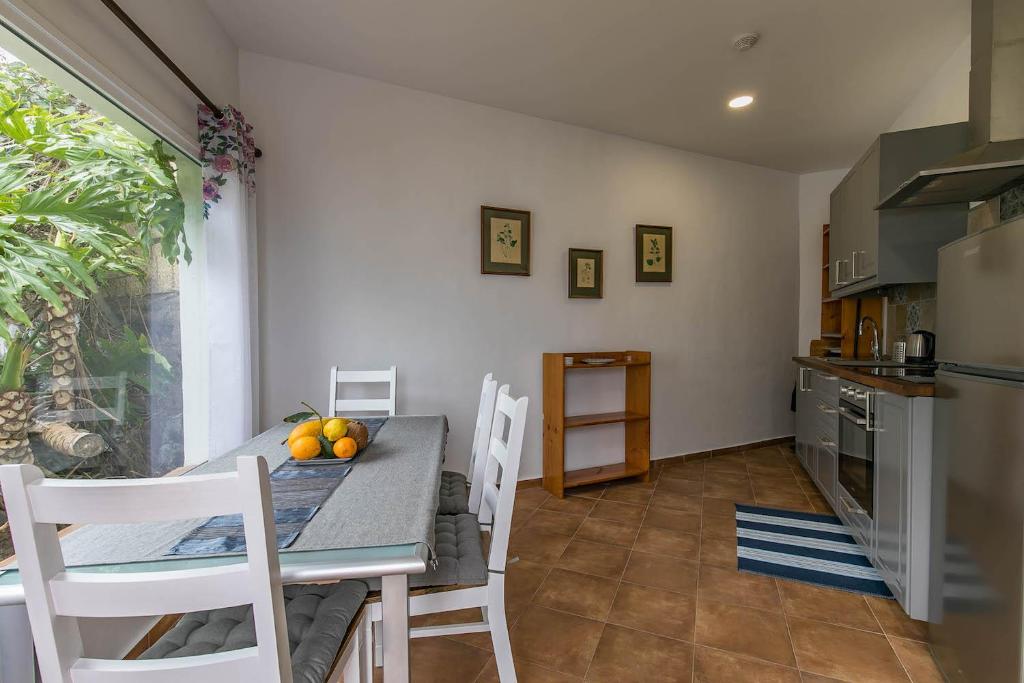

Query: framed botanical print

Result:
[568,248,603,299]
[481,206,531,275]
[635,224,672,282]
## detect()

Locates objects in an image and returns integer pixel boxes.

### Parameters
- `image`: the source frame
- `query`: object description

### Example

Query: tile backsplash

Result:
[1002,183,1024,222]
[885,283,936,355]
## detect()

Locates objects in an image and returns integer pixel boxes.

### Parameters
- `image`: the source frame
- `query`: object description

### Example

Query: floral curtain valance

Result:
[198,104,256,218]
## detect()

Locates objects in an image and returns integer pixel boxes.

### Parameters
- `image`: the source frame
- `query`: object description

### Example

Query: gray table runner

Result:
[54,416,447,567]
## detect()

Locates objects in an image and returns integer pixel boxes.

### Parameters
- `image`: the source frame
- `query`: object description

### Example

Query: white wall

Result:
[7,0,238,139]
[796,35,970,352]
[241,51,799,481]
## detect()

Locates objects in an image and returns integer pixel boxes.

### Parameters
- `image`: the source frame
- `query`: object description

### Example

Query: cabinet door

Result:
[874,391,908,599]
[795,368,816,477]
[829,180,851,292]
[854,143,880,280]
[815,439,837,508]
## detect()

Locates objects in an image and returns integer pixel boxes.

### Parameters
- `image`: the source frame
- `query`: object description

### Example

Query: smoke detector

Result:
[733,32,760,52]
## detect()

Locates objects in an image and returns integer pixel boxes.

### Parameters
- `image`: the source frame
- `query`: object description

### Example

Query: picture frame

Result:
[635,224,672,282]
[568,248,603,299]
[481,205,531,275]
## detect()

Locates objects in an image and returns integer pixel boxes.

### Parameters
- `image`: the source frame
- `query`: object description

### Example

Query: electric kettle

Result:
[905,330,935,363]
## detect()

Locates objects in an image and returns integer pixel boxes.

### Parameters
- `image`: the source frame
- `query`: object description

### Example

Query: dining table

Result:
[0,414,449,683]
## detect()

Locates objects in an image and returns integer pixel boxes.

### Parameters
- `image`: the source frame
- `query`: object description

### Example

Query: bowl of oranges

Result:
[283,403,369,462]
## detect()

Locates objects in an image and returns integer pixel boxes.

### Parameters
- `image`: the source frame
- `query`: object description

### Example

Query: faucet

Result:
[858,316,882,362]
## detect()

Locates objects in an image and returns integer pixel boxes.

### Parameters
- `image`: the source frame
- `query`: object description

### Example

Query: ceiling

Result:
[206,0,969,173]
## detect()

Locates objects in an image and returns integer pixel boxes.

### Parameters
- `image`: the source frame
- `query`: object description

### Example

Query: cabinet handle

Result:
[818,436,837,448]
[817,402,837,415]
[865,391,882,432]
[851,250,858,280]
[834,260,849,287]
[798,367,812,392]
[814,373,838,381]
[842,498,866,516]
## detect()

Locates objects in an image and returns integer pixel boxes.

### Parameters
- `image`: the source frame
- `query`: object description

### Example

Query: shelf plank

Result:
[564,411,649,429]
[564,360,650,370]
[564,462,648,488]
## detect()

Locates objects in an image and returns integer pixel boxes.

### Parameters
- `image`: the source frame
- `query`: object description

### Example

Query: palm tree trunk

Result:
[47,289,78,412]
[0,390,33,465]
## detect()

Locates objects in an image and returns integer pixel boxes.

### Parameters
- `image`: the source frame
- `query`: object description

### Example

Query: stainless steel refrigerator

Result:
[929,214,1024,682]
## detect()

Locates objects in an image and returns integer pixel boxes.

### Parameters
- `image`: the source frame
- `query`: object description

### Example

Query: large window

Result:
[0,40,202,558]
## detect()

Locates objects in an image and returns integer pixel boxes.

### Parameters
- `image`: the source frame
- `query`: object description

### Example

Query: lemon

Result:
[322,418,349,442]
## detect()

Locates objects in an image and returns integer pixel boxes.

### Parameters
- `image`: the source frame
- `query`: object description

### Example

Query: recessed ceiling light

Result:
[728,95,754,109]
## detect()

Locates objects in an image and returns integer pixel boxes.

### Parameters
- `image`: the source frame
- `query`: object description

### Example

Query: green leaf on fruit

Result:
[283,410,317,423]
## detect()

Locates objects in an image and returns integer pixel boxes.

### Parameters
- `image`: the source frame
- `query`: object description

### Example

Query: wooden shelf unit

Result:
[543,351,651,498]
[810,224,885,359]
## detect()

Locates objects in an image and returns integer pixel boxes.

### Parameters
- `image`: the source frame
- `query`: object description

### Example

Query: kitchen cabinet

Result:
[795,367,816,476]
[795,367,839,502]
[829,123,968,297]
[874,391,909,605]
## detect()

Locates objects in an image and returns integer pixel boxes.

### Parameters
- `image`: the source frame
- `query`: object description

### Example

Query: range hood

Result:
[878,0,1024,209]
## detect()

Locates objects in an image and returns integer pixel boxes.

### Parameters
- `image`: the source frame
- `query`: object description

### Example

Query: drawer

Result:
[813,400,839,439]
[836,486,873,556]
[809,370,840,405]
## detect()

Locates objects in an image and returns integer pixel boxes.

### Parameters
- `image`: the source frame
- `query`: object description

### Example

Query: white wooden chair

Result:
[370,387,528,682]
[0,456,369,683]
[328,366,397,416]
[437,374,500,516]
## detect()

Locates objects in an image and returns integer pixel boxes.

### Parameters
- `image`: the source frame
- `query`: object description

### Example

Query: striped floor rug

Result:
[735,504,893,598]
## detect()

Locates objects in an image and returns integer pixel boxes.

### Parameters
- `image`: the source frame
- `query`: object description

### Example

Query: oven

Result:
[837,382,877,520]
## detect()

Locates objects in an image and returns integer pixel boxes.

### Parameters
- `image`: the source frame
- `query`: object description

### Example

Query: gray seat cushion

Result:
[365,513,488,590]
[141,581,368,683]
[438,470,470,515]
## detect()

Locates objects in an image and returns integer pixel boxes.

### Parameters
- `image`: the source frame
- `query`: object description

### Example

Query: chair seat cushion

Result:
[438,470,470,515]
[365,513,488,590]
[140,581,368,683]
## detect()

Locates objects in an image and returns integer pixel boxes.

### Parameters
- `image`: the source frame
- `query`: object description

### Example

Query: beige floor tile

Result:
[505,559,551,618]
[532,568,618,621]
[588,500,646,525]
[693,646,802,682]
[573,516,639,548]
[699,535,738,568]
[788,616,910,682]
[698,564,782,611]
[601,484,655,505]
[701,496,739,518]
[633,526,700,559]
[585,624,694,683]
[659,461,705,481]
[402,636,492,682]
[700,513,737,541]
[889,637,945,683]
[778,580,881,632]
[866,597,930,642]
[524,510,585,537]
[694,599,796,666]
[541,495,597,517]
[474,657,582,682]
[606,582,697,641]
[509,605,604,678]
[704,468,751,484]
[622,551,699,594]
[754,490,815,513]
[657,477,704,495]
[703,478,756,502]
[642,507,701,533]
[556,539,630,579]
[508,529,573,565]
[650,489,703,512]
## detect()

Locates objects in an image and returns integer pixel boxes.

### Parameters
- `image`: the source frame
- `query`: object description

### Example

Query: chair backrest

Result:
[328,366,397,416]
[0,456,292,683]
[477,388,528,573]
[466,374,500,515]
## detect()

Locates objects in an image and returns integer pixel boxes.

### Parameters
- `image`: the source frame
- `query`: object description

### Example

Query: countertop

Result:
[793,357,936,398]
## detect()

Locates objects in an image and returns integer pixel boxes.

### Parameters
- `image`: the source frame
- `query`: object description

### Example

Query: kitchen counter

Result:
[793,357,935,397]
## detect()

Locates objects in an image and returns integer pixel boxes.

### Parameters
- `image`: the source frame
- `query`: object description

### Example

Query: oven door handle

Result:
[837,406,867,426]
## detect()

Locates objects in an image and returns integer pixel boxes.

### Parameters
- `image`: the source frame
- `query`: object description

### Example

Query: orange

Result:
[289,435,321,460]
[288,420,322,446]
[332,437,358,459]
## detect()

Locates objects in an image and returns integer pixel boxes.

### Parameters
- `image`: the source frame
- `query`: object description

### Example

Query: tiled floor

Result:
[386,444,945,682]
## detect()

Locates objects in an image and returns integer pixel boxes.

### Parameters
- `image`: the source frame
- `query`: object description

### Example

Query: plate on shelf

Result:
[581,358,616,365]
